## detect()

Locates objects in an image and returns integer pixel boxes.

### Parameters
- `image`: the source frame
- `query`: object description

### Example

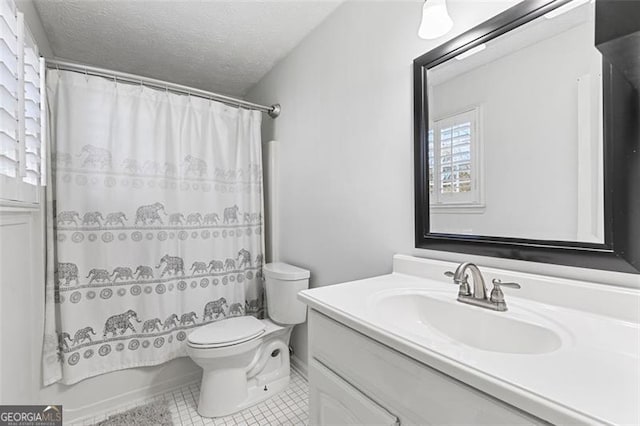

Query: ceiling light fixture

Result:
[418,0,453,40]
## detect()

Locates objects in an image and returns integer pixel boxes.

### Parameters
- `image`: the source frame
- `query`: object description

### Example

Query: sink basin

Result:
[372,290,563,354]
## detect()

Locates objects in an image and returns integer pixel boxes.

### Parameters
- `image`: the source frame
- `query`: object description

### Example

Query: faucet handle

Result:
[490,279,521,304]
[491,278,521,289]
[444,271,469,282]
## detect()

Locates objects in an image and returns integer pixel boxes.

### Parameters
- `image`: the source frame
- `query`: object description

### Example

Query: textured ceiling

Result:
[34,0,342,97]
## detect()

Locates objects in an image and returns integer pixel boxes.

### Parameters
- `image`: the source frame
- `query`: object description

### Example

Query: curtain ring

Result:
[84,69,88,82]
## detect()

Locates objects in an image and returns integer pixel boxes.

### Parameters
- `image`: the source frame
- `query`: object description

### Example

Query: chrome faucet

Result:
[444,262,520,312]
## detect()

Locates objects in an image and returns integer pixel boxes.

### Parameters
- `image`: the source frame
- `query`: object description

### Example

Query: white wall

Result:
[0,203,43,404]
[15,0,53,58]
[246,1,640,369]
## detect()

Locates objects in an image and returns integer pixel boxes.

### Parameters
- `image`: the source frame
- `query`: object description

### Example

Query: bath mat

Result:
[95,399,173,426]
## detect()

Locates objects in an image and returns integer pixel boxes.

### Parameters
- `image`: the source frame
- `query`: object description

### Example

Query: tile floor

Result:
[78,368,309,425]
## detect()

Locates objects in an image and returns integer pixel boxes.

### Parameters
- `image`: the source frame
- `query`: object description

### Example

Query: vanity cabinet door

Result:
[309,358,399,426]
[309,310,546,425]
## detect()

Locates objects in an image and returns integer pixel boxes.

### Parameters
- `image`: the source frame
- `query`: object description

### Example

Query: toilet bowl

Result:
[187,262,310,418]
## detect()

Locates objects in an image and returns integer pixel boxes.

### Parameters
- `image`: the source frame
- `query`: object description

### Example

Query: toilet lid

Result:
[187,316,266,346]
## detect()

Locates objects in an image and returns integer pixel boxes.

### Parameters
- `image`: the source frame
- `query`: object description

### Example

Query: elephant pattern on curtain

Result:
[42,70,265,385]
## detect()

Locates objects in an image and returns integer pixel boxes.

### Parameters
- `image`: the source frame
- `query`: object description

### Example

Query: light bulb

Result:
[418,0,453,40]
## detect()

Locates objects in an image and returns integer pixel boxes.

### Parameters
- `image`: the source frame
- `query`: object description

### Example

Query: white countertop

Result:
[298,257,640,425]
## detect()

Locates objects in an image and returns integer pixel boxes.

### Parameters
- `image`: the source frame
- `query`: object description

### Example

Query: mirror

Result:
[414,0,640,273]
[427,0,602,242]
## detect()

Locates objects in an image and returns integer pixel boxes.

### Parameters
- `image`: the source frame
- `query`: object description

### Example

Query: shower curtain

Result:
[42,70,265,385]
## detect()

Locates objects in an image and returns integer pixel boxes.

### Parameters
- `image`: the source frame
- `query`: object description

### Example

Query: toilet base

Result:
[188,320,294,418]
[197,370,290,418]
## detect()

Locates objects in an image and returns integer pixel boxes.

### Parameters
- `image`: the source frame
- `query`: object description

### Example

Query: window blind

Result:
[439,121,471,194]
[0,0,19,179]
[428,107,482,208]
[0,0,44,202]
[427,129,434,195]
[22,25,41,185]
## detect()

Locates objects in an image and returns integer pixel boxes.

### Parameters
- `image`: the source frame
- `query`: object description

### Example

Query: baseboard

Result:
[290,354,308,379]
[65,369,201,423]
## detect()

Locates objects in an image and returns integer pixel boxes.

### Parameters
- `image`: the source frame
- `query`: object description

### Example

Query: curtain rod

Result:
[45,59,281,118]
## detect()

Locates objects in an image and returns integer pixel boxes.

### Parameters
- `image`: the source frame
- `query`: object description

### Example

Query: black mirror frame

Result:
[413,0,640,274]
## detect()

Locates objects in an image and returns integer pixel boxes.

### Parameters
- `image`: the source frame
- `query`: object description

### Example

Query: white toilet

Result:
[187,262,310,418]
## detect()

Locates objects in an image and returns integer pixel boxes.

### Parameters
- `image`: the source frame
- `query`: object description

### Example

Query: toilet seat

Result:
[188,316,266,349]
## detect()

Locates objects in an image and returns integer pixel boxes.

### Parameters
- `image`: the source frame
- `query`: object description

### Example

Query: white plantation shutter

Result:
[429,108,483,209]
[22,25,42,186]
[0,0,19,180]
[439,120,472,194]
[0,0,43,203]
[427,128,434,196]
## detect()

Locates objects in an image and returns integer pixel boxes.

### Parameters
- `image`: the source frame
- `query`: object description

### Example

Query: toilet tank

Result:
[263,262,310,325]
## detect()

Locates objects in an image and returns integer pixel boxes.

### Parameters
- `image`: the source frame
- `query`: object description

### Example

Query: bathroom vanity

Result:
[298,255,640,425]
